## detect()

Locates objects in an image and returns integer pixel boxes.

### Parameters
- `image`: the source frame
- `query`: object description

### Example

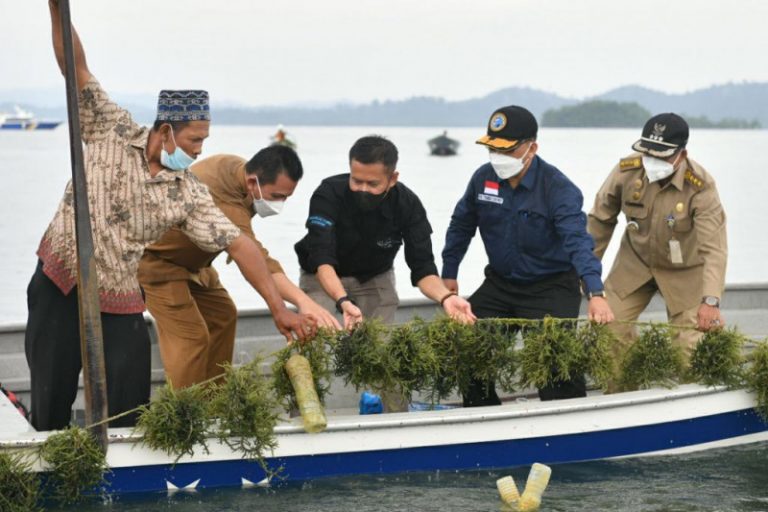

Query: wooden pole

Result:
[58,0,108,451]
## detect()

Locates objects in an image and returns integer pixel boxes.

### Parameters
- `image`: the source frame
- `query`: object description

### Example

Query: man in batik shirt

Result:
[26,1,316,431]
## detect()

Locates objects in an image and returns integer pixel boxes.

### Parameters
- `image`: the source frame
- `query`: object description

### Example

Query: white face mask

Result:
[252,174,285,218]
[489,144,532,180]
[642,153,681,183]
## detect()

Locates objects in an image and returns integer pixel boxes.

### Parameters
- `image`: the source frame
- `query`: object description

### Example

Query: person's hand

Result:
[297,298,342,330]
[442,294,477,324]
[587,297,614,324]
[443,278,459,294]
[697,304,723,331]
[341,301,363,330]
[273,308,318,344]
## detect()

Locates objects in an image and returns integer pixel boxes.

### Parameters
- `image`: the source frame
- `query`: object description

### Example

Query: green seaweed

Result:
[135,383,212,462]
[39,427,107,506]
[577,322,617,390]
[688,328,746,387]
[519,317,583,389]
[747,340,768,421]
[209,359,279,475]
[620,324,685,390]
[0,451,41,511]
[272,328,336,412]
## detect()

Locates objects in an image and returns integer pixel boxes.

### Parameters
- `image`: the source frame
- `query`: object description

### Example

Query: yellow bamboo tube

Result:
[285,354,327,433]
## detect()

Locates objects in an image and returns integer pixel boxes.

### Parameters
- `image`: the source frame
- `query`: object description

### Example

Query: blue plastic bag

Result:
[359,391,383,414]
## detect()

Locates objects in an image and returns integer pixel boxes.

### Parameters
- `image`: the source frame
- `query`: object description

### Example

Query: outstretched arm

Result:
[272,272,341,330]
[416,275,476,324]
[316,264,363,330]
[49,0,92,91]
[227,234,317,342]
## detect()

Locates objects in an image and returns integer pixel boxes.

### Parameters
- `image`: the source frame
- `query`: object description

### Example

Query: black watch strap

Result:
[335,295,354,314]
[587,290,606,300]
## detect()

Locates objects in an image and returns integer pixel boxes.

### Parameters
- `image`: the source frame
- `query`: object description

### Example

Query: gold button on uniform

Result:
[633,191,641,200]
[675,202,684,213]
[634,179,643,189]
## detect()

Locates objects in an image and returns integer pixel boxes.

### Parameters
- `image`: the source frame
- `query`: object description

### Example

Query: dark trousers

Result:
[25,261,151,431]
[463,266,586,407]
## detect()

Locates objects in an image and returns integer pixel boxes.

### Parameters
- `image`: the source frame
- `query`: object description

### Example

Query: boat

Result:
[428,131,459,156]
[1,284,767,495]
[2,384,767,495]
[0,106,61,130]
[270,124,297,149]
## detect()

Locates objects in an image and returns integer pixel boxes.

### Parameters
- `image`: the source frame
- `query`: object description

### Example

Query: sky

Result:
[2,0,767,107]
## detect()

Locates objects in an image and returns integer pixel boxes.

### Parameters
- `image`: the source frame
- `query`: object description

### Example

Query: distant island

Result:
[542,100,761,129]
[2,81,766,129]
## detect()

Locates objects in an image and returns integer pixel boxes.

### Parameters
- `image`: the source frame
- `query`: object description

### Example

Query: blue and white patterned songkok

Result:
[155,90,210,122]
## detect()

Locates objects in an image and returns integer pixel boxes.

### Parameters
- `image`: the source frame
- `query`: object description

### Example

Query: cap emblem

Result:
[649,123,667,142]
[489,113,507,132]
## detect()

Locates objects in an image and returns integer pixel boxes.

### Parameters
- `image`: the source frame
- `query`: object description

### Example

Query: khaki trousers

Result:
[142,278,237,389]
[299,269,399,324]
[300,269,407,412]
[606,278,702,385]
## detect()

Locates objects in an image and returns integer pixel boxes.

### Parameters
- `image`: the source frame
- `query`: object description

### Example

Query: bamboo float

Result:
[285,354,327,433]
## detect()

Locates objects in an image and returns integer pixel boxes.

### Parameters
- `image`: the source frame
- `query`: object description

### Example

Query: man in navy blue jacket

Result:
[442,105,614,406]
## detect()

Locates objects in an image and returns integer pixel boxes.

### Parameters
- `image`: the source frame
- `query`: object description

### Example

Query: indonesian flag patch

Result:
[483,180,499,196]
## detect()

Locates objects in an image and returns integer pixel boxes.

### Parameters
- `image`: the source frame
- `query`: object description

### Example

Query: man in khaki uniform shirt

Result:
[588,113,727,374]
[139,147,339,389]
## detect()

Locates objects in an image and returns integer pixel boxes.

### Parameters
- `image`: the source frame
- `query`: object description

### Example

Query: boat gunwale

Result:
[0,384,748,450]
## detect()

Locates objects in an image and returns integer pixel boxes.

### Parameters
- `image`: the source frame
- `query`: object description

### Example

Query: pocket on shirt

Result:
[518,210,552,253]
[672,216,693,233]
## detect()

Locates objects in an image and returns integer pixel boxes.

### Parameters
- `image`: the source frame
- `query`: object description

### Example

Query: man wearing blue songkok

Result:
[25,1,318,432]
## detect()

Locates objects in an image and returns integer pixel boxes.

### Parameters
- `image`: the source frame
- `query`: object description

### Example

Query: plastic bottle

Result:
[496,475,521,507]
[284,354,327,433]
[518,463,552,511]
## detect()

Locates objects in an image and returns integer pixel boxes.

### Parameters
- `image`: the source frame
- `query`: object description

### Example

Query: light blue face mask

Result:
[160,127,195,171]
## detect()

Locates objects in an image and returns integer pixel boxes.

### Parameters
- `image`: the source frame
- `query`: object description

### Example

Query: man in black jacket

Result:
[295,135,475,330]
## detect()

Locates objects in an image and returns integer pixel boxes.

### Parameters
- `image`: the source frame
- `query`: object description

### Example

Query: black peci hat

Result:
[476,105,538,151]
[632,113,689,158]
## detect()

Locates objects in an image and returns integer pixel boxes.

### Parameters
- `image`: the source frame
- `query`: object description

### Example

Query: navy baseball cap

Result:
[476,105,538,151]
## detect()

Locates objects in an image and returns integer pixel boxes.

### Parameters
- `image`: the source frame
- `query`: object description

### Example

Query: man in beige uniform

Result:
[139,147,339,389]
[588,113,727,374]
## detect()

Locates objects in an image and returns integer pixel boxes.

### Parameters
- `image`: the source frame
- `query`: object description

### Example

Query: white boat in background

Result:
[0,106,61,130]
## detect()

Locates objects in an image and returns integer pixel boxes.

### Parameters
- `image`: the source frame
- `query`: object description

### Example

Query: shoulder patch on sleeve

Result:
[684,169,704,188]
[307,215,334,228]
[619,157,642,171]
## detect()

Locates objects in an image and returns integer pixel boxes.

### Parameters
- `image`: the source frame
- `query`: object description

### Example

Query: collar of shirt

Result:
[128,128,189,184]
[517,155,540,191]
[669,159,688,191]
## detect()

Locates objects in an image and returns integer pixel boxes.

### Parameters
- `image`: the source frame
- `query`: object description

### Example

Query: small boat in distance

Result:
[428,130,459,156]
[0,106,61,130]
[270,124,297,149]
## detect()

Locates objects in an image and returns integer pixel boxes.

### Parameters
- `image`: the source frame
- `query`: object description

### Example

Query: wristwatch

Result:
[335,295,355,314]
[702,296,720,308]
[587,290,606,300]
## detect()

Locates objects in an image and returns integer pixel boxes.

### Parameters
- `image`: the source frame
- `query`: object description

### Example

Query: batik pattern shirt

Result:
[37,78,240,313]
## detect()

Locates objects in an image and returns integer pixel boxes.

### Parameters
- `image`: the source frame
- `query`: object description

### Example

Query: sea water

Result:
[47,441,768,511]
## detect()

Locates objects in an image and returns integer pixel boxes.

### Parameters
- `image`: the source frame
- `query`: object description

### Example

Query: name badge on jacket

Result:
[477,193,503,204]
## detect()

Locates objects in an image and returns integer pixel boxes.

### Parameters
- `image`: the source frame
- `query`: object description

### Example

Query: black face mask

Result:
[352,189,389,212]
